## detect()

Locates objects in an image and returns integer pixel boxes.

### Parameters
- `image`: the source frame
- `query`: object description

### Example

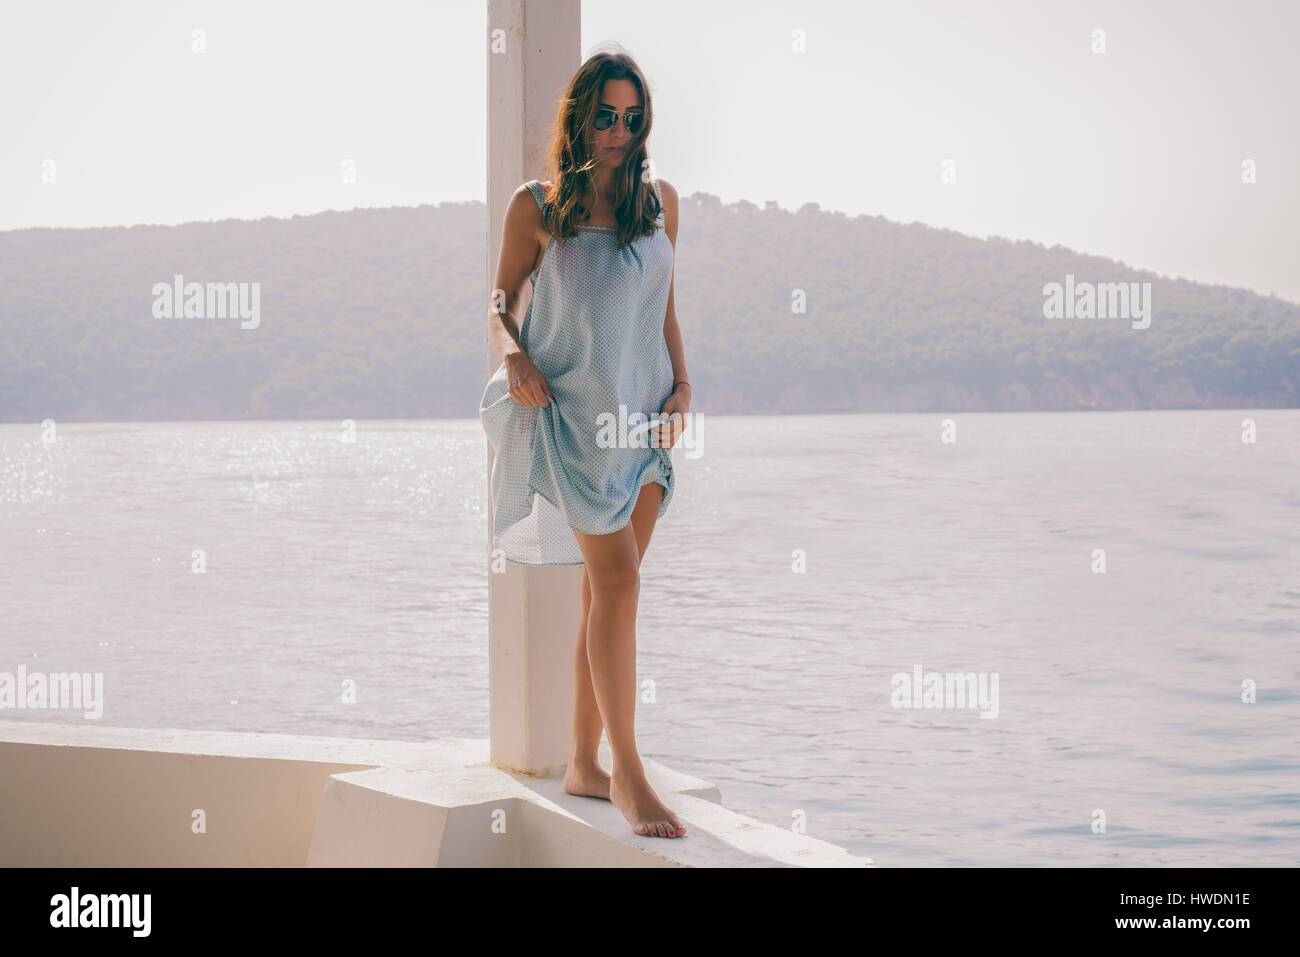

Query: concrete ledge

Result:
[0,720,874,867]
[307,766,675,867]
[493,759,871,868]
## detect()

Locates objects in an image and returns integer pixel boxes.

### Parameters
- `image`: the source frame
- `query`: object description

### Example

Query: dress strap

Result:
[525,179,547,211]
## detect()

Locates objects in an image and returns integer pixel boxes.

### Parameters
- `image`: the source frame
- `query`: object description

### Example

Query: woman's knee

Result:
[587,562,639,604]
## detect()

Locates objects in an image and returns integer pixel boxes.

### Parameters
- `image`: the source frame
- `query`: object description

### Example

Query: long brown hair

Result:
[539,48,663,250]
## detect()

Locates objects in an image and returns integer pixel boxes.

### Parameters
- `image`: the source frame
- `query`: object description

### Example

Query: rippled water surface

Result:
[2,411,1297,866]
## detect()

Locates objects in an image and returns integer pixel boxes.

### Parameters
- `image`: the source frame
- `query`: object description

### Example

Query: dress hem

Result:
[491,465,671,566]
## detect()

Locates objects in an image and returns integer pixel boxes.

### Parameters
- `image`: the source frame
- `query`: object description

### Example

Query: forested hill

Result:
[1,193,1296,422]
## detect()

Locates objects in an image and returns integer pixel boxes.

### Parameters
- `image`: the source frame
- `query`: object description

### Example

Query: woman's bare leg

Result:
[563,569,610,797]
[564,482,664,801]
[568,482,685,838]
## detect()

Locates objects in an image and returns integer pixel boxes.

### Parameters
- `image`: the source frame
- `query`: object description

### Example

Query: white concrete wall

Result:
[0,721,466,866]
[0,722,875,867]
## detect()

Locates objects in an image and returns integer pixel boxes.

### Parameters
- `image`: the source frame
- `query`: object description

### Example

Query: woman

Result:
[479,49,691,839]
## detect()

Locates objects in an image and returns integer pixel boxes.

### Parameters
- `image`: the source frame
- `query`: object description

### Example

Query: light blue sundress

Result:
[479,178,676,565]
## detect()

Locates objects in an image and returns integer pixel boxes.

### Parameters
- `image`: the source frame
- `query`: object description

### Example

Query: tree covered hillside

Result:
[0,193,1295,421]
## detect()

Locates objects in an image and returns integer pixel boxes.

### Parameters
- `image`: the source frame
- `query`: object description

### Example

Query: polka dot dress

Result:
[479,178,676,565]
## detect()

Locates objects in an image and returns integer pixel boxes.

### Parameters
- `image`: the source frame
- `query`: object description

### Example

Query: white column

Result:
[485,0,583,775]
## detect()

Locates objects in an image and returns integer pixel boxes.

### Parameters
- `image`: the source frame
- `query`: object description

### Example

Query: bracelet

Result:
[674,380,692,391]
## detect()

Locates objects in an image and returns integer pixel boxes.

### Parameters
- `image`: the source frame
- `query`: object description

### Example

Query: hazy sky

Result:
[2,0,1296,301]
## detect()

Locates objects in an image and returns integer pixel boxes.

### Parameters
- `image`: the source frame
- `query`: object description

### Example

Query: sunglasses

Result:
[593,108,643,133]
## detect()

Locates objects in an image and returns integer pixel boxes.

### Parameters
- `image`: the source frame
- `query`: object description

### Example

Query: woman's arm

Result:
[486,184,545,362]
[487,184,552,406]
[658,178,690,398]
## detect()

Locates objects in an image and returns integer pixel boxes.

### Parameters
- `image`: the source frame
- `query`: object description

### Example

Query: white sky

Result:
[1,0,1296,301]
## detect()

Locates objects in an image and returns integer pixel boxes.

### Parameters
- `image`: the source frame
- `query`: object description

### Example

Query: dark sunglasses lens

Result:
[626,113,642,132]
[594,110,613,130]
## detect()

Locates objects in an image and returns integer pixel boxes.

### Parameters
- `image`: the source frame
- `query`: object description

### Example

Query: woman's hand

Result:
[653,384,691,449]
[505,351,553,406]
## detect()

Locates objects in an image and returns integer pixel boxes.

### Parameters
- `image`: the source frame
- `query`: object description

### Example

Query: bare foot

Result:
[610,770,687,838]
[563,761,612,800]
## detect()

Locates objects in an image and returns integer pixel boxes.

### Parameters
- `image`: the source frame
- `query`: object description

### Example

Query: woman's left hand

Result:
[653,386,691,449]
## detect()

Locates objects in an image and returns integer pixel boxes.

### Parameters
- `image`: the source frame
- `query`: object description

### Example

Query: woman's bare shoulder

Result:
[502,181,549,249]
[654,178,678,238]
